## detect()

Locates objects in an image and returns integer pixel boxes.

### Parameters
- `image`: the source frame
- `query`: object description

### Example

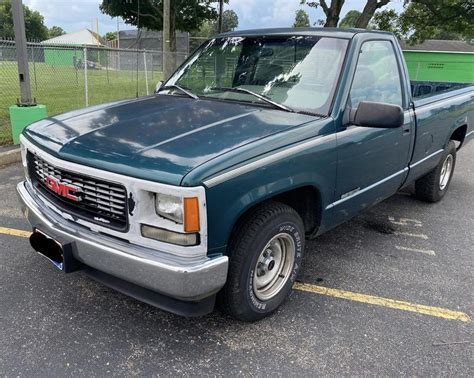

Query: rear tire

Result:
[414,140,456,202]
[220,202,305,322]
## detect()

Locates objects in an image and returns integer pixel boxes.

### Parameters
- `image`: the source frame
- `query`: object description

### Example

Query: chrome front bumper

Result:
[17,181,228,305]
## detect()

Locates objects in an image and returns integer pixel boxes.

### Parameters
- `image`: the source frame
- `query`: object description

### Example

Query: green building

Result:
[42,29,106,67]
[401,39,474,84]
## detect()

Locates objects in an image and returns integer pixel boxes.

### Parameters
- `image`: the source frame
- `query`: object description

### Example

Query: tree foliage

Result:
[219,9,238,32]
[48,26,66,39]
[0,0,49,41]
[104,31,118,41]
[370,0,473,44]
[192,9,238,41]
[300,0,391,28]
[369,9,401,37]
[400,0,473,44]
[338,10,361,28]
[293,9,310,27]
[100,0,223,52]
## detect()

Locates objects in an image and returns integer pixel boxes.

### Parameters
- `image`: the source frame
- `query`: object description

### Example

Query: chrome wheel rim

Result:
[439,154,453,190]
[253,233,295,301]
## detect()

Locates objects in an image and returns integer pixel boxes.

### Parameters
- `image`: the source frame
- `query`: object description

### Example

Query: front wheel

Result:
[414,140,457,202]
[220,202,305,322]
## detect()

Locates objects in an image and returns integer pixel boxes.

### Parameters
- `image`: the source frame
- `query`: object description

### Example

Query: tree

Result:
[369,9,401,37]
[399,0,473,44]
[370,1,472,44]
[301,0,345,27]
[300,0,391,28]
[100,0,223,53]
[0,0,49,41]
[48,26,65,39]
[220,9,238,32]
[189,8,238,52]
[104,31,117,41]
[354,0,390,28]
[338,10,361,28]
[293,9,310,27]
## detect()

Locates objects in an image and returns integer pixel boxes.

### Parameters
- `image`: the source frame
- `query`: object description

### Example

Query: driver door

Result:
[332,40,413,219]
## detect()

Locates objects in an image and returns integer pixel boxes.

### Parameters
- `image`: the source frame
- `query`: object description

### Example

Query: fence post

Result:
[84,46,89,107]
[143,51,149,95]
[31,45,38,91]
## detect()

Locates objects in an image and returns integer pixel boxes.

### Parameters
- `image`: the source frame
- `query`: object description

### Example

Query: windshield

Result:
[165,35,349,115]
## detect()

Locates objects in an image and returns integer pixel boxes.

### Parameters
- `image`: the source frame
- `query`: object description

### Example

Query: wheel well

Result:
[229,186,321,245]
[450,125,467,150]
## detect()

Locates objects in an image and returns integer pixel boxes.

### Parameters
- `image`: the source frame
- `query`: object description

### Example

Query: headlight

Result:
[155,193,183,223]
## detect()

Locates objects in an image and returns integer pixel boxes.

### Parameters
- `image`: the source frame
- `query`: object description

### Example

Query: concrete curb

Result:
[0,148,21,167]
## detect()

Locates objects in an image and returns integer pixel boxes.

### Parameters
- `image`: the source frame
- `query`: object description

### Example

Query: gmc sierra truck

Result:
[17,28,473,321]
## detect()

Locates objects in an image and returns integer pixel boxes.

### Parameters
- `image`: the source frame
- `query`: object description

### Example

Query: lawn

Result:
[0,62,162,145]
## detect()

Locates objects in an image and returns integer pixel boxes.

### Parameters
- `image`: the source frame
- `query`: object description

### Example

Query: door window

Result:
[349,40,403,108]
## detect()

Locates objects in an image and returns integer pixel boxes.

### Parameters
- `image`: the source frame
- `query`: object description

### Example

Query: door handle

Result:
[403,127,411,135]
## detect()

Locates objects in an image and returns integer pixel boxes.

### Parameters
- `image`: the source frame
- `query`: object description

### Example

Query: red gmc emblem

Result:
[44,176,82,202]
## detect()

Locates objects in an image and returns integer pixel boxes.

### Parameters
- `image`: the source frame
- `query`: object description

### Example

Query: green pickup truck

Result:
[17,28,473,321]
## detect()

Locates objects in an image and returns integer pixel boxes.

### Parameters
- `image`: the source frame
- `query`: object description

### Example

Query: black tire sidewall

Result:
[239,217,304,316]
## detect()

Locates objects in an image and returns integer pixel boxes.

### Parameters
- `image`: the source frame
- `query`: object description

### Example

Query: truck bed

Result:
[411,80,471,99]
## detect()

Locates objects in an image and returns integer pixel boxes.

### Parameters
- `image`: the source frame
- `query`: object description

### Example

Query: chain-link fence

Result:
[0,39,188,145]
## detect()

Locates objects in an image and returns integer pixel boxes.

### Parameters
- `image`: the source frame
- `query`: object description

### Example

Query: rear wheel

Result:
[414,141,456,202]
[220,202,305,322]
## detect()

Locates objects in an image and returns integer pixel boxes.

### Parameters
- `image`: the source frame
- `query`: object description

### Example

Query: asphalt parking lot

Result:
[1,145,473,376]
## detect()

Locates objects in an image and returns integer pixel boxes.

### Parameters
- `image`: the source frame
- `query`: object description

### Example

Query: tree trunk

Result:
[322,0,345,27]
[355,0,391,29]
[324,13,339,27]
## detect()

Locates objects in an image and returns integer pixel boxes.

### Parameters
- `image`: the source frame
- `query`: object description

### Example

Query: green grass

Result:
[0,62,162,145]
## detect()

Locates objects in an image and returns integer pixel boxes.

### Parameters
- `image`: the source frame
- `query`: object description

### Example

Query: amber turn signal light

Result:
[184,197,200,232]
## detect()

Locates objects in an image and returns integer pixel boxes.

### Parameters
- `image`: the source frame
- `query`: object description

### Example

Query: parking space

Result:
[1,145,472,375]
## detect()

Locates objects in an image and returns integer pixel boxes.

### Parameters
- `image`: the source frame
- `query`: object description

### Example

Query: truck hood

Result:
[24,95,316,185]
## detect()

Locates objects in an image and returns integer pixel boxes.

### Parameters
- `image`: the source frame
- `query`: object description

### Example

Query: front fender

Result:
[203,134,338,253]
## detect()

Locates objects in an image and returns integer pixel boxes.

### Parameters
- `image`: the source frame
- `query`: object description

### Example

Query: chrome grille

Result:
[28,151,128,231]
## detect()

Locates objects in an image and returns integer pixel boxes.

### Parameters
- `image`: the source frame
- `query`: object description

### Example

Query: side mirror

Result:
[352,101,404,128]
[154,80,164,94]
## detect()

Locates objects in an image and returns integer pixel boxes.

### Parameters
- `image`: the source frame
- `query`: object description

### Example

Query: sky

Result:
[23,0,405,36]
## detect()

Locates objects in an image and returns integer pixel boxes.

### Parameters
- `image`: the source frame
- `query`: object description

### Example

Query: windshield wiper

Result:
[209,86,295,113]
[158,84,199,100]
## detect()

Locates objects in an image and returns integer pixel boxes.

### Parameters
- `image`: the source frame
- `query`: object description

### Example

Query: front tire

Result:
[220,202,305,322]
[414,140,456,202]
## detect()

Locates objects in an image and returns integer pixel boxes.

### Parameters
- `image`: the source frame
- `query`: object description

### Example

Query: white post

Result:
[143,51,149,95]
[84,46,89,107]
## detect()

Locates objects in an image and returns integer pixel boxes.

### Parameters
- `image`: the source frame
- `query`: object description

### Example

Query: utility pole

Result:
[96,18,99,46]
[9,0,47,145]
[116,17,120,70]
[218,0,224,33]
[11,0,33,105]
[162,0,171,80]
[116,17,120,49]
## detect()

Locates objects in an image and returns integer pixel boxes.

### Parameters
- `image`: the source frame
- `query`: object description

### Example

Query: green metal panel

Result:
[9,104,47,144]
[44,48,80,67]
[403,50,474,83]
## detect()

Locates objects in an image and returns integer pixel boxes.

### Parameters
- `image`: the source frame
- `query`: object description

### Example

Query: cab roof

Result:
[218,27,393,39]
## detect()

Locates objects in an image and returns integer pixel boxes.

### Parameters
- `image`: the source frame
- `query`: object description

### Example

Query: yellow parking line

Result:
[293,282,470,323]
[0,227,31,238]
[1,226,469,323]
